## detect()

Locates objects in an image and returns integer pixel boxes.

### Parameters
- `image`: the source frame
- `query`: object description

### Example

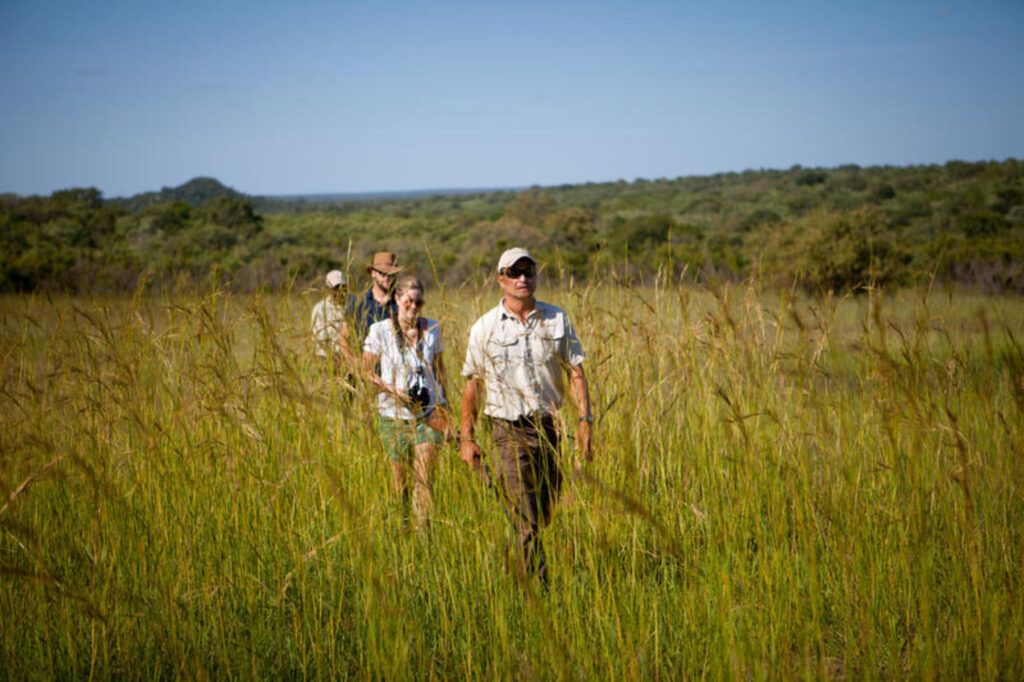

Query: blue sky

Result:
[2,0,1022,197]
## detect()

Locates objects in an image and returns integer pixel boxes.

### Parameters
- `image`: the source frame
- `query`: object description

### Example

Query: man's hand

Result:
[460,378,483,470]
[460,438,483,469]
[575,420,593,464]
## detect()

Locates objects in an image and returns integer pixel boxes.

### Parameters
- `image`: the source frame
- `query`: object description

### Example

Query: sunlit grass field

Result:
[2,280,1022,679]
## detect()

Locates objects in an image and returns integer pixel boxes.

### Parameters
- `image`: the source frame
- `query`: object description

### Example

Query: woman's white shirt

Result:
[364,318,446,419]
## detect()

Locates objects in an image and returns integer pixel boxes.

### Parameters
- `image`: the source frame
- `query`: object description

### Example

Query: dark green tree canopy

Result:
[3,161,1023,293]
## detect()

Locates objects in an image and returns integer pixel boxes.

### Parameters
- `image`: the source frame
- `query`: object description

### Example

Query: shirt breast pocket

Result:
[486,335,519,372]
[537,320,564,364]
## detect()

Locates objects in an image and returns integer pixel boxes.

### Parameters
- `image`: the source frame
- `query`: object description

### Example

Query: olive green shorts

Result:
[378,415,442,462]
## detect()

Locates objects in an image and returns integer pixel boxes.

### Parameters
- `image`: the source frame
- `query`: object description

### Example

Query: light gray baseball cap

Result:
[325,270,347,289]
[496,247,535,273]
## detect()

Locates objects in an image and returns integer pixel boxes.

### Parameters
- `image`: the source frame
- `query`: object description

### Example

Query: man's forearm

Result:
[338,322,356,364]
[569,364,591,417]
[569,364,594,461]
[460,378,481,439]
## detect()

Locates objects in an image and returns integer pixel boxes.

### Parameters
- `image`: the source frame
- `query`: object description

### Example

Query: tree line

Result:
[2,159,1022,294]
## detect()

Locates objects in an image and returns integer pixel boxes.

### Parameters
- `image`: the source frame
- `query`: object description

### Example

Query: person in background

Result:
[363,276,449,529]
[459,247,593,583]
[354,252,404,337]
[311,269,355,376]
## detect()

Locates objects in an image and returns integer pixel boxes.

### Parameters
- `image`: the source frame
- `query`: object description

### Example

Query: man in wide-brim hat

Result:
[355,252,405,335]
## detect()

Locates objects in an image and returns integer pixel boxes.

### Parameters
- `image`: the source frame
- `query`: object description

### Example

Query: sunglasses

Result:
[373,269,397,278]
[502,266,536,279]
[403,297,425,308]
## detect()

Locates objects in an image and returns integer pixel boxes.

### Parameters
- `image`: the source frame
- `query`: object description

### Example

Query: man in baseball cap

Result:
[459,247,594,583]
[311,269,355,372]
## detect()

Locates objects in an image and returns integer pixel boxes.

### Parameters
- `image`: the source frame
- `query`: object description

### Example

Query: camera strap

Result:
[391,317,429,382]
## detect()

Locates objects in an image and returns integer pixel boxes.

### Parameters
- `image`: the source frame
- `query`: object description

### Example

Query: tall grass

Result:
[2,281,1022,679]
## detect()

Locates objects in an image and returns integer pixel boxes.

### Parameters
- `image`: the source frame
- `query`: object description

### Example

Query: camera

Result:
[407,369,431,409]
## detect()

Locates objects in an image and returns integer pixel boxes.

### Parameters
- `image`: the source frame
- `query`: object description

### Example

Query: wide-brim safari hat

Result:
[365,252,405,275]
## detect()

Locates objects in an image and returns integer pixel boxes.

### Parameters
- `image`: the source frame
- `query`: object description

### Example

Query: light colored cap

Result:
[497,247,535,273]
[325,270,347,289]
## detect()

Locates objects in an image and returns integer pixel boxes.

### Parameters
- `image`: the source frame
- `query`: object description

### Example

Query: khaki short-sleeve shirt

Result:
[311,296,348,358]
[461,300,585,421]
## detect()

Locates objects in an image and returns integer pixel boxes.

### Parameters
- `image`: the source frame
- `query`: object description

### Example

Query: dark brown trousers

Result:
[490,415,562,581]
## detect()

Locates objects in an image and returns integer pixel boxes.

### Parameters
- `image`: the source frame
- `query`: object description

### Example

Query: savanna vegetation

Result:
[2,281,1023,678]
[3,158,1023,295]
[3,160,1023,677]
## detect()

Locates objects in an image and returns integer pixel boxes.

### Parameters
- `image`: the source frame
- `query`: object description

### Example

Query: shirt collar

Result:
[364,287,395,309]
[499,299,539,323]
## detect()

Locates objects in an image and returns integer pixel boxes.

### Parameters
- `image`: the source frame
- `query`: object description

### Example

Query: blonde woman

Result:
[363,276,450,527]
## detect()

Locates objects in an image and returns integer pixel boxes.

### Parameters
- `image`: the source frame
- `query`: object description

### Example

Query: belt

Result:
[492,413,554,429]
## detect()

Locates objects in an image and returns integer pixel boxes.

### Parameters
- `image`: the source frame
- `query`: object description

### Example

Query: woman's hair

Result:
[394,275,424,301]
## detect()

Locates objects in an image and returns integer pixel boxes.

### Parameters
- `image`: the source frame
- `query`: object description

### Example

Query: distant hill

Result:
[112,177,247,211]
[108,177,518,213]
[251,186,524,213]
[267,186,522,202]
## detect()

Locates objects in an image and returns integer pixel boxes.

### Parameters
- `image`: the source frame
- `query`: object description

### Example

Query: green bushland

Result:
[2,279,1022,678]
[3,159,1023,294]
